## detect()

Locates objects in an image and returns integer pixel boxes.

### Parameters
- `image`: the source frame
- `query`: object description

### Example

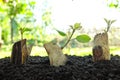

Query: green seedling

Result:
[56,23,91,49]
[19,27,31,40]
[104,18,116,32]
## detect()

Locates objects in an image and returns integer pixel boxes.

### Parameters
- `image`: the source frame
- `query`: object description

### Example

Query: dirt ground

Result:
[0,55,120,80]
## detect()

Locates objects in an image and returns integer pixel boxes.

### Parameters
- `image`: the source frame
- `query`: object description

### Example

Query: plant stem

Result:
[61,29,75,49]
[106,24,110,32]
[20,30,23,40]
[21,33,23,40]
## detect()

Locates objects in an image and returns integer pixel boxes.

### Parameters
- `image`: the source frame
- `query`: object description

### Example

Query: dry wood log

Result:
[11,39,32,64]
[92,32,110,62]
[44,42,67,67]
[22,44,33,64]
[21,41,28,64]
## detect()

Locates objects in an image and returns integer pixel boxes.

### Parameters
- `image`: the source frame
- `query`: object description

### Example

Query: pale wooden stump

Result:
[11,39,32,64]
[92,32,110,62]
[44,42,67,67]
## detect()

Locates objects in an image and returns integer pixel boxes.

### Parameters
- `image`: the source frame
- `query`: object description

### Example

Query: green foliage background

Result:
[0,0,53,46]
[0,0,120,58]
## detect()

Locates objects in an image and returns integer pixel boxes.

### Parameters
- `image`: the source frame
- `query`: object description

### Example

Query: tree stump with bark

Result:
[44,42,67,67]
[92,32,110,62]
[11,39,32,64]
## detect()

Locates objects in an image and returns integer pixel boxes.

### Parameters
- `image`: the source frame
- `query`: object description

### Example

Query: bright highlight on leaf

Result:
[76,34,91,43]
[74,23,82,29]
[56,30,66,36]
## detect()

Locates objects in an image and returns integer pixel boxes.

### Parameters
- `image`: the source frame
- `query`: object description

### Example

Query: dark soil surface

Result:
[0,55,120,80]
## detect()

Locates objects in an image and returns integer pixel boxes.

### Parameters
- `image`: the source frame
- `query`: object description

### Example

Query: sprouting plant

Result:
[56,23,91,49]
[19,27,31,40]
[104,18,116,32]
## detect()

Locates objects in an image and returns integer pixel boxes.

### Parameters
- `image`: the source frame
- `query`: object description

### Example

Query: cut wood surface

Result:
[93,32,110,61]
[44,42,67,67]
[11,39,32,64]
[21,40,28,64]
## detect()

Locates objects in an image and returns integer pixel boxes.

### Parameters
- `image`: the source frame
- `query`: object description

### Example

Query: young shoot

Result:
[19,27,31,40]
[56,23,91,49]
[104,18,116,32]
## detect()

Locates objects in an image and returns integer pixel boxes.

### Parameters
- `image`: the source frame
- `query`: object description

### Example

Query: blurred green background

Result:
[0,0,120,58]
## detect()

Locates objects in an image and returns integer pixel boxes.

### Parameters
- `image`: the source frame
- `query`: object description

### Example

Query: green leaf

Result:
[109,3,118,8]
[74,23,82,29]
[109,3,115,7]
[24,28,32,32]
[69,25,73,29]
[19,27,31,34]
[104,18,108,23]
[111,20,116,24]
[76,34,91,43]
[56,30,66,36]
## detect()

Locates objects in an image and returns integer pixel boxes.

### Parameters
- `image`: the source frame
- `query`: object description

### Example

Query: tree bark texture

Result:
[92,32,110,62]
[11,39,32,64]
[44,42,67,67]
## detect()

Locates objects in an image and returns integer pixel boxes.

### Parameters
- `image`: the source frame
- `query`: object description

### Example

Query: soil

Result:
[0,55,120,80]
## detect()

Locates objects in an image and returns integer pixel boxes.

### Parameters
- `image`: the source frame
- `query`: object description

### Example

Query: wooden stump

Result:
[44,42,67,67]
[92,32,110,62]
[11,39,32,64]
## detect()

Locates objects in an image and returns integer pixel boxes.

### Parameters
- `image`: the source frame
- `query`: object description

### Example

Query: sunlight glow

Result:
[35,0,120,31]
